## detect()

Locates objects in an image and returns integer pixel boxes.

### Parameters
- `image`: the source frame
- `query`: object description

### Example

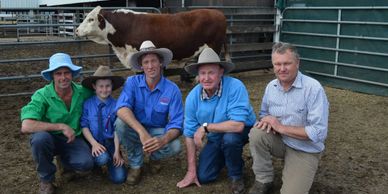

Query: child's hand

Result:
[113,151,124,167]
[91,142,106,157]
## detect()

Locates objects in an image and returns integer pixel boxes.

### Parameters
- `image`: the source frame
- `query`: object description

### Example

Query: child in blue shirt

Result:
[80,65,127,184]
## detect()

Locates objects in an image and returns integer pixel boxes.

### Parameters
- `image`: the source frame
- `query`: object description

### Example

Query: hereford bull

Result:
[75,6,229,69]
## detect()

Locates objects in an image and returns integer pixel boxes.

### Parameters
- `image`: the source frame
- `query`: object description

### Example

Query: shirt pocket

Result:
[152,104,169,124]
[134,102,146,115]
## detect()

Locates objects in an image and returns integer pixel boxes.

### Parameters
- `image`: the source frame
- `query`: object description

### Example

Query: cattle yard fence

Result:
[0,6,276,97]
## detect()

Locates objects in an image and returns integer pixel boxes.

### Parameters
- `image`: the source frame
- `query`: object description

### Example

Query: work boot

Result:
[230,179,245,194]
[149,159,162,174]
[248,181,273,194]
[39,181,55,194]
[127,168,142,185]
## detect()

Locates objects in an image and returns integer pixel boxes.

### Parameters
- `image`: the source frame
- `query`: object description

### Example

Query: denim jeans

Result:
[30,131,94,182]
[115,118,181,169]
[93,139,127,184]
[197,126,251,183]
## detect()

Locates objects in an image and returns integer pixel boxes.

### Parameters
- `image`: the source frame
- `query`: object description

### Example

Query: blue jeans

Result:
[197,126,251,183]
[30,131,94,183]
[115,118,181,169]
[93,139,127,184]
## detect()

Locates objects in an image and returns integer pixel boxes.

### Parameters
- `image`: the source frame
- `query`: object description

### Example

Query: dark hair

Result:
[138,53,163,66]
[272,42,300,61]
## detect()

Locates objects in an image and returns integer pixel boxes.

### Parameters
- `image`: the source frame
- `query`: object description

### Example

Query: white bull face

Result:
[75,6,103,37]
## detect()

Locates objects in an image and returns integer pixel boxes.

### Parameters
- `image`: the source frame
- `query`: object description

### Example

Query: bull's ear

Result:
[98,14,104,23]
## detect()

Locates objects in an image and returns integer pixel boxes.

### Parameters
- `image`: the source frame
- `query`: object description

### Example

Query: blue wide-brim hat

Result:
[41,53,82,81]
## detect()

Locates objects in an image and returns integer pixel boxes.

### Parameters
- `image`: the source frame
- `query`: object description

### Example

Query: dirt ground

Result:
[1,70,388,194]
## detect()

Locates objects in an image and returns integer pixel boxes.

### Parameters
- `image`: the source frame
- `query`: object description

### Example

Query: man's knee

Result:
[30,132,52,148]
[114,118,127,135]
[223,133,244,147]
[169,138,181,156]
[248,128,267,145]
[197,169,216,184]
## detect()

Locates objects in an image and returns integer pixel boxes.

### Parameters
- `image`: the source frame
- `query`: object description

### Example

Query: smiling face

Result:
[141,53,162,81]
[272,49,300,89]
[197,64,224,96]
[52,67,73,90]
[93,79,113,101]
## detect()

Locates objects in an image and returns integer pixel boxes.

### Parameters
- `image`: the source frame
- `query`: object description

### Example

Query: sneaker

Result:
[231,179,245,194]
[248,181,273,194]
[127,168,142,185]
[149,159,162,174]
[39,181,55,194]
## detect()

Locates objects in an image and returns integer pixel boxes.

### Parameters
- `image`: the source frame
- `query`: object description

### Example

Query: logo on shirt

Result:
[160,97,170,105]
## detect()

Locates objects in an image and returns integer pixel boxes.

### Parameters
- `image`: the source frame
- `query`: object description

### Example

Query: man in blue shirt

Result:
[115,40,183,185]
[248,42,329,194]
[177,48,256,194]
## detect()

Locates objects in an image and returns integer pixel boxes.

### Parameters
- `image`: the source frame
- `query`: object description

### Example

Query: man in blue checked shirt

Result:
[248,42,329,194]
[115,40,183,185]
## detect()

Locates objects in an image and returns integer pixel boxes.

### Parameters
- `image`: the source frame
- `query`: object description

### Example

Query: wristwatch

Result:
[202,122,209,133]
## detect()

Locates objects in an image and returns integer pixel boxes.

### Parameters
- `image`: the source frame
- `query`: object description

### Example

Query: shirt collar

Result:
[93,95,114,106]
[139,74,165,92]
[48,81,77,98]
[201,78,223,100]
[273,71,303,91]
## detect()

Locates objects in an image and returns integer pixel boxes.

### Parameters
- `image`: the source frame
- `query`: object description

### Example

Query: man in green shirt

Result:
[20,53,94,194]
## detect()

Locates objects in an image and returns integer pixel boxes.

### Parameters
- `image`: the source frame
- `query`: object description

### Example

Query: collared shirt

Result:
[259,71,329,153]
[201,79,222,100]
[184,76,256,142]
[20,82,93,136]
[115,74,184,133]
[80,95,117,142]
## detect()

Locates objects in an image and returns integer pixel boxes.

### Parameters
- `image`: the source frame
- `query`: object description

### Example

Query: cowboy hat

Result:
[184,48,235,75]
[81,65,125,91]
[129,40,173,70]
[41,53,82,81]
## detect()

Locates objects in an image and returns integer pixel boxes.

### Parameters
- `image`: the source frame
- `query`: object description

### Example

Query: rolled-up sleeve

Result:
[183,92,199,138]
[20,92,46,121]
[305,87,329,143]
[80,101,90,129]
[226,81,251,122]
[115,77,135,112]
[165,88,184,133]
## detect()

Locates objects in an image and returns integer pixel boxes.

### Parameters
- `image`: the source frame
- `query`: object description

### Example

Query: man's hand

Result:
[143,136,166,154]
[256,116,282,134]
[59,123,75,143]
[177,171,201,188]
[194,126,206,150]
[91,142,106,157]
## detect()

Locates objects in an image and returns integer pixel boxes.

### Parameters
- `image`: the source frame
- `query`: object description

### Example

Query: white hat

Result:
[184,48,234,75]
[129,40,173,70]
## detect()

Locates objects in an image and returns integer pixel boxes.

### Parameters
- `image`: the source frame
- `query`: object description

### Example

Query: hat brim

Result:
[41,63,82,81]
[81,76,125,91]
[129,48,173,71]
[184,61,235,75]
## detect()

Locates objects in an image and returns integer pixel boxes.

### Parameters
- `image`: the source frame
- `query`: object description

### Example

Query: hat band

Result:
[140,47,156,51]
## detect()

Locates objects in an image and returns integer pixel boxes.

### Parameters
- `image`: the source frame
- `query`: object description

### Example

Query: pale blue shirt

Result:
[259,71,329,153]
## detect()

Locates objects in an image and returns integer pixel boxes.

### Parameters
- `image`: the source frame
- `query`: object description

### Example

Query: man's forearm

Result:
[161,128,181,145]
[117,107,148,136]
[185,137,197,173]
[21,119,62,134]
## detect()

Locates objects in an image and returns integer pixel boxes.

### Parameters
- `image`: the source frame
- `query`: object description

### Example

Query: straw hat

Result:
[129,40,173,70]
[41,53,82,81]
[184,48,234,75]
[81,66,125,90]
